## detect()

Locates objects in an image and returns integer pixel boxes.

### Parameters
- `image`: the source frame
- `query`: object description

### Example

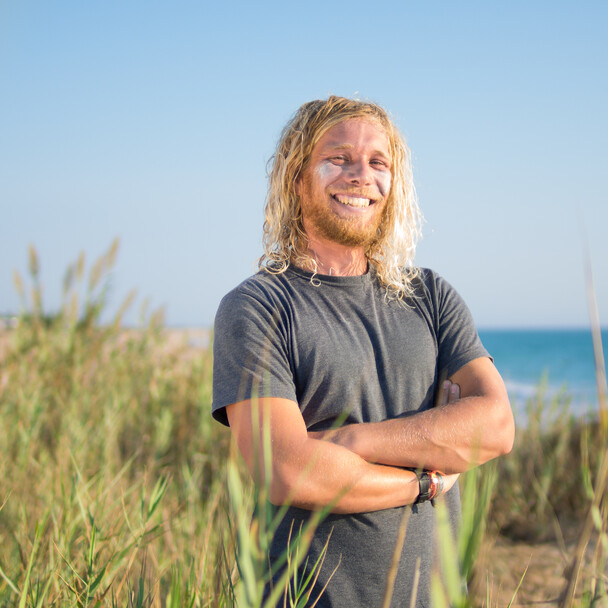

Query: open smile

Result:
[331,194,376,209]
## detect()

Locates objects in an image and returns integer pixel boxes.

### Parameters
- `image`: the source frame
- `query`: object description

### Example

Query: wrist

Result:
[415,470,445,504]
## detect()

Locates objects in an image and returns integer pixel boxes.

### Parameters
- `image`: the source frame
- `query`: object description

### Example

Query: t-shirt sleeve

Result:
[212,285,297,426]
[430,272,490,379]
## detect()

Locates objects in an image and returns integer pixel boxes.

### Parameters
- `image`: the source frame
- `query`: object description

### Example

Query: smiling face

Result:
[298,118,392,249]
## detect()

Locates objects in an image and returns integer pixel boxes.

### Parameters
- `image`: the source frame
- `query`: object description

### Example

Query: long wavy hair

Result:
[259,96,422,299]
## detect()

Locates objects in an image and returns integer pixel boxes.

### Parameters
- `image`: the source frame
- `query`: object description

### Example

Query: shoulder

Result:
[406,267,476,329]
[215,267,301,331]
[218,269,286,310]
[409,267,457,300]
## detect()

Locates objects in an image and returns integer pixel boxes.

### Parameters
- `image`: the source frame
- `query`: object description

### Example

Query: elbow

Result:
[499,410,515,456]
[267,458,341,511]
[498,397,515,455]
[265,438,332,508]
[269,486,289,506]
[269,483,295,507]
[488,399,515,460]
[267,466,292,506]
[464,399,514,470]
[267,461,304,507]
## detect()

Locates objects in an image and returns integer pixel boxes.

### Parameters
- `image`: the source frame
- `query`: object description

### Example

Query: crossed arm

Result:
[309,357,514,474]
[226,357,514,514]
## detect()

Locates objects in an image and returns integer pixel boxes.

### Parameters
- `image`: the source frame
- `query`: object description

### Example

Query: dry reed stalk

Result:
[381,505,412,608]
[560,248,608,606]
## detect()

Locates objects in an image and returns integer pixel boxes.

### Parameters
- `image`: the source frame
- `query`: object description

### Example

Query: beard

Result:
[300,177,388,248]
[306,204,383,247]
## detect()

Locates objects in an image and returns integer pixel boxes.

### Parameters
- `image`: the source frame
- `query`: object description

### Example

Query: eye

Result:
[330,155,348,164]
[371,159,389,169]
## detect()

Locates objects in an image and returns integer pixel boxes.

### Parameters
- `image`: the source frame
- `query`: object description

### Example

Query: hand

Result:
[439,379,461,406]
[440,472,460,495]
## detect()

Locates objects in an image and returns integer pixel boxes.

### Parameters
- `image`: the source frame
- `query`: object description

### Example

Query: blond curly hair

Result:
[259,96,422,299]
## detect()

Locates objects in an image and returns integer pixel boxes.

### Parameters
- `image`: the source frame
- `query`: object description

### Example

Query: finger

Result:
[443,473,460,494]
[449,382,461,402]
[441,380,451,406]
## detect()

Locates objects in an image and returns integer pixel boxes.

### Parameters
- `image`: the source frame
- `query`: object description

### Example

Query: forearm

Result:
[310,358,514,474]
[226,397,445,515]
[269,436,421,514]
[314,394,512,474]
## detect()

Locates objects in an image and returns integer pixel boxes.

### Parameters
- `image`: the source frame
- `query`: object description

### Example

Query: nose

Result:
[347,159,372,185]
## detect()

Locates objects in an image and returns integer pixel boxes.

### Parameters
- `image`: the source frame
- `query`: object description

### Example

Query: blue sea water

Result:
[478,328,608,420]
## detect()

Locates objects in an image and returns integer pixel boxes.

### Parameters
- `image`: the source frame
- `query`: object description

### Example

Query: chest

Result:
[282,285,439,428]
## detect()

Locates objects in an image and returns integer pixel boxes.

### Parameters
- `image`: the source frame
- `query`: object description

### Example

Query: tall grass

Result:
[1,242,233,606]
[1,243,607,606]
[469,383,608,606]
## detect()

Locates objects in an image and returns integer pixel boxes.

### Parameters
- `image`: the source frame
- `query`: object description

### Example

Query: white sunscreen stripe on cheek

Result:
[315,163,341,181]
[378,172,391,197]
[380,173,391,197]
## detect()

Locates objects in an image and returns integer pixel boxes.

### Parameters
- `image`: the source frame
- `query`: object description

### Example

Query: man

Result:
[212,96,514,607]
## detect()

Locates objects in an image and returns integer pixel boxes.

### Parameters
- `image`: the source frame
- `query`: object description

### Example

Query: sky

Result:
[1,1,607,329]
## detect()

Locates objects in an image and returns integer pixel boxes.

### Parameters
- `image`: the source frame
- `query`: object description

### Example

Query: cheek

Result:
[378,172,391,197]
[314,163,342,184]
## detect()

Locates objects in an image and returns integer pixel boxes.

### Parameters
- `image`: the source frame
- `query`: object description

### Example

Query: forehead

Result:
[313,119,391,156]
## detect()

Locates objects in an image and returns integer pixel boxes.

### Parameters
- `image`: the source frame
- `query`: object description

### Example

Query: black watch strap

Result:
[415,472,432,504]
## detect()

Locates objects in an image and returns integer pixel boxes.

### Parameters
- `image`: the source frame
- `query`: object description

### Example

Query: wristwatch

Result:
[415,470,444,504]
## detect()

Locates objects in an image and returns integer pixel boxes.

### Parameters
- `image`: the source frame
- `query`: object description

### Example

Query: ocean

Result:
[478,328,608,421]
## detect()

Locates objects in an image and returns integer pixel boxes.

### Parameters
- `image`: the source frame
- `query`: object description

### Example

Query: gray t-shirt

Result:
[212,265,489,607]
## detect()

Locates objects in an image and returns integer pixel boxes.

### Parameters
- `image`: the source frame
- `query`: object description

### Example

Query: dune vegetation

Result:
[1,243,607,607]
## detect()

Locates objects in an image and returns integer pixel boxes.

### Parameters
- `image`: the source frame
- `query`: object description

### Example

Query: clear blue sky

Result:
[1,1,607,328]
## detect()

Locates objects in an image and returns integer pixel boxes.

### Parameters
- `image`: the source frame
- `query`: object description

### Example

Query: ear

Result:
[294,174,302,197]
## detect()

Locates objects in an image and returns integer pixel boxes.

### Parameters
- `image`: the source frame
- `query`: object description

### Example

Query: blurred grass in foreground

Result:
[1,243,235,606]
[1,243,607,606]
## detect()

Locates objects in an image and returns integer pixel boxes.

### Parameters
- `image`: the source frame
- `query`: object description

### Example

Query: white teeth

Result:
[334,194,371,208]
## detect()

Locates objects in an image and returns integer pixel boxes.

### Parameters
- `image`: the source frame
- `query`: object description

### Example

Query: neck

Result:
[299,234,368,276]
